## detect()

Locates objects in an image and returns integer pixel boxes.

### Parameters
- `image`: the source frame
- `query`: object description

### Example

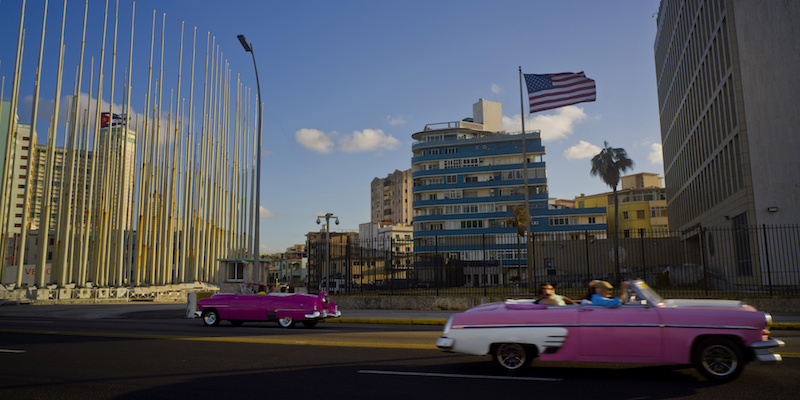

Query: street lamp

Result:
[238,34,262,284]
[316,213,339,293]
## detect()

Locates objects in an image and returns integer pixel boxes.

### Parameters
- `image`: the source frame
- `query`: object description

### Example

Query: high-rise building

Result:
[411,99,606,284]
[654,0,800,231]
[370,169,412,226]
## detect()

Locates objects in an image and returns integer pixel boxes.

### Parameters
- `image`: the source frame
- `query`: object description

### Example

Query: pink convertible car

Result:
[197,291,341,328]
[436,280,783,381]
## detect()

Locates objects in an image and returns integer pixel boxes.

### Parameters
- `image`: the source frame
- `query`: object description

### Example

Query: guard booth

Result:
[216,257,271,293]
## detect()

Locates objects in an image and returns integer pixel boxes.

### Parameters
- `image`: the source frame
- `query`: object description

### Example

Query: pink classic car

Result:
[436,280,784,381]
[196,291,341,328]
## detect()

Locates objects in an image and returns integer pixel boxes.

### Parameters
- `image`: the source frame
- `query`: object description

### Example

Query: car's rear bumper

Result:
[751,339,785,363]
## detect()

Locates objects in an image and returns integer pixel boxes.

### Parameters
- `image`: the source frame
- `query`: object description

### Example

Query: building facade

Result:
[370,169,413,226]
[654,0,800,230]
[411,99,607,285]
[574,172,669,238]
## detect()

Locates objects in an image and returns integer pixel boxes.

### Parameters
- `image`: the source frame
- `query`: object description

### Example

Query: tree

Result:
[590,141,634,284]
[506,205,527,290]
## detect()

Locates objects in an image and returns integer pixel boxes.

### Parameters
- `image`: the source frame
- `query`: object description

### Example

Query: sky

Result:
[0,0,664,254]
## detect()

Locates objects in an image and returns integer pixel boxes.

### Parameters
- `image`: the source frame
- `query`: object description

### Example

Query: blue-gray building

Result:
[411,99,606,286]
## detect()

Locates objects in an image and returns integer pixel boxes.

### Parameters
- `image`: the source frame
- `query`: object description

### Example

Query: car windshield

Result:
[631,280,664,305]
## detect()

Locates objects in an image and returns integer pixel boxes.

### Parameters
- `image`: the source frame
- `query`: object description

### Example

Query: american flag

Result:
[524,72,596,114]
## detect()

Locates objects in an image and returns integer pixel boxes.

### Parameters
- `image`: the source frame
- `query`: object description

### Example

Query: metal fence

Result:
[307,225,800,300]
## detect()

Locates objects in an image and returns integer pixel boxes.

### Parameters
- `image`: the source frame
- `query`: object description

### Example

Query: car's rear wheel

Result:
[693,337,744,381]
[493,343,530,372]
[302,321,318,328]
[202,309,220,326]
[278,317,296,328]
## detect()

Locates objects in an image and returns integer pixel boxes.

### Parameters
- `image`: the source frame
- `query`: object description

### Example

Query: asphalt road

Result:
[1,313,799,400]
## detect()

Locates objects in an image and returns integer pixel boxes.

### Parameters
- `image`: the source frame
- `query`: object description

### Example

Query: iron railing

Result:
[307,225,800,300]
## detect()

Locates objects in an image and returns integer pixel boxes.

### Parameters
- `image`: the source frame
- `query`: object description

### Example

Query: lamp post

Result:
[238,34,262,283]
[316,213,339,293]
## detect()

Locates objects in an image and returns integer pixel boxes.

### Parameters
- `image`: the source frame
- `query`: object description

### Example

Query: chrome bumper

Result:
[194,311,201,318]
[436,337,454,350]
[751,339,785,363]
[304,308,342,319]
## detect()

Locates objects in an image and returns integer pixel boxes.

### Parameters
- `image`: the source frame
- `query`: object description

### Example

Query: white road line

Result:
[0,349,26,354]
[358,369,561,382]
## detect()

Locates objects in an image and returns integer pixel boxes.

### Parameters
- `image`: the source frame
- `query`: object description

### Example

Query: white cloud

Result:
[491,83,501,95]
[564,140,602,160]
[501,105,588,142]
[295,128,334,154]
[386,115,407,126]
[259,205,274,219]
[339,128,399,152]
[648,143,663,164]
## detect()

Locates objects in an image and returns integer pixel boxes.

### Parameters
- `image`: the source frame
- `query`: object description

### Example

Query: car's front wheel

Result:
[492,343,531,372]
[693,337,744,381]
[202,309,220,326]
[278,317,296,328]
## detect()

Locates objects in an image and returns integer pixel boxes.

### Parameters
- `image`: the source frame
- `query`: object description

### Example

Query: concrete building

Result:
[574,172,669,237]
[411,99,607,285]
[654,0,800,230]
[370,169,413,226]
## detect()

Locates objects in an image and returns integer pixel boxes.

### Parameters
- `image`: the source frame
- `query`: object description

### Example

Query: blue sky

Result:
[0,0,663,253]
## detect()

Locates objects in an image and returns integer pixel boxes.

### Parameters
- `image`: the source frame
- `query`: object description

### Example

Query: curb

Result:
[328,317,448,326]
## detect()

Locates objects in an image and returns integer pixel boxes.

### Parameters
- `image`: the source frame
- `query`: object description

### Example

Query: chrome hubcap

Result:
[702,345,737,376]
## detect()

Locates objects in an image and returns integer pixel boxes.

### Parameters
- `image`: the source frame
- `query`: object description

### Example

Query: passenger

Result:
[268,285,278,293]
[584,280,629,307]
[534,282,576,305]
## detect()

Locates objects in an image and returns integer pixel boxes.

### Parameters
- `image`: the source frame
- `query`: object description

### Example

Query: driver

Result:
[585,280,629,307]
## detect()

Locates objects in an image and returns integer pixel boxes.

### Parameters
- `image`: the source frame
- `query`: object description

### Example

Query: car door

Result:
[578,303,662,361]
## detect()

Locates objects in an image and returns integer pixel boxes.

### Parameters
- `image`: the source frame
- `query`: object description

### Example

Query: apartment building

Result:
[411,99,607,284]
[370,169,412,226]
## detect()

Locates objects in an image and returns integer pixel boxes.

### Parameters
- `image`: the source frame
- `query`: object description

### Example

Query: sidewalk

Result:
[0,302,798,329]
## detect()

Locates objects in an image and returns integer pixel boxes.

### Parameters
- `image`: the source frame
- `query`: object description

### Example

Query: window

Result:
[465,176,478,183]
[227,263,244,281]
[637,210,645,219]
[445,147,457,154]
[446,175,457,184]
[588,217,596,224]
[428,149,440,155]
[623,211,629,220]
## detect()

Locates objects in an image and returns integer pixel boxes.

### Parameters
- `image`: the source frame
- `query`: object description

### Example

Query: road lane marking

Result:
[0,329,437,350]
[0,349,26,353]
[358,369,561,382]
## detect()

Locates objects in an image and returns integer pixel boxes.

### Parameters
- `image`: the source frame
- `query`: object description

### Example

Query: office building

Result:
[654,0,800,230]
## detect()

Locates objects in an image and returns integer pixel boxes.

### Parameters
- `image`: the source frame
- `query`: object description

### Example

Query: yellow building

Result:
[574,172,669,237]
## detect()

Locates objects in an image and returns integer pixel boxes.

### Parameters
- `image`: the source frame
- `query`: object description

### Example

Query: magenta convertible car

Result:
[436,280,784,381]
[197,291,341,328]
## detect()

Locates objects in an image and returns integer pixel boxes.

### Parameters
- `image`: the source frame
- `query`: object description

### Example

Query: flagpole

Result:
[78,56,94,286]
[178,26,197,283]
[36,0,69,288]
[0,0,26,279]
[82,0,110,287]
[134,10,156,286]
[118,0,135,286]
[519,66,533,294]
[17,0,49,285]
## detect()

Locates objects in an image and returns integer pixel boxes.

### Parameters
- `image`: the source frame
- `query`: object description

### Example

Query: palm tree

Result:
[506,205,527,290]
[590,141,634,284]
